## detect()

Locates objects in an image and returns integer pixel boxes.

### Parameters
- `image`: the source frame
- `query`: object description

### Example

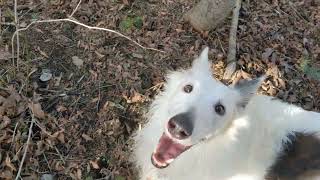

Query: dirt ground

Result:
[0,0,319,179]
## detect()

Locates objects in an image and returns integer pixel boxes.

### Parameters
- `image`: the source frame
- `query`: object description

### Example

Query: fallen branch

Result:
[15,111,35,180]
[11,0,164,70]
[223,0,242,80]
[12,18,164,54]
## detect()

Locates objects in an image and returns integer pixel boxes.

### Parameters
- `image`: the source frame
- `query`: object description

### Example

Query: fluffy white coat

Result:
[132,48,320,180]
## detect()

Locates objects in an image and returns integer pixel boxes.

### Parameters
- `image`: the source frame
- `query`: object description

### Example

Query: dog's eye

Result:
[214,103,225,116]
[183,84,193,93]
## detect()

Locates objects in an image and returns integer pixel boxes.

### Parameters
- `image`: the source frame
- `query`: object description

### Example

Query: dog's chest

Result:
[157,132,320,180]
[157,138,262,179]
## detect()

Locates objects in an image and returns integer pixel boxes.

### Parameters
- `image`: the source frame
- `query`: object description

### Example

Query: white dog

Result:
[132,47,320,180]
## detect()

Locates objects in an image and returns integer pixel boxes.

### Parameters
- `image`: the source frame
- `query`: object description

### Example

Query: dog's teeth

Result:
[166,158,174,163]
[152,155,167,167]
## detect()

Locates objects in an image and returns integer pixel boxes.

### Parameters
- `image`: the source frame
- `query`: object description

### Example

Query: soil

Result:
[0,0,319,179]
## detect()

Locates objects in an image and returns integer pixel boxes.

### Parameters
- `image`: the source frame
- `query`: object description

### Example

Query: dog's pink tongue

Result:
[151,133,190,168]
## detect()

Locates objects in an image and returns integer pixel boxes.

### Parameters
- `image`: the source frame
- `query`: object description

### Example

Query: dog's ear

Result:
[191,47,211,75]
[233,76,265,108]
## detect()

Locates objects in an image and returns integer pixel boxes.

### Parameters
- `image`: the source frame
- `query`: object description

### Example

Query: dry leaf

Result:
[0,169,13,179]
[0,116,11,129]
[127,91,145,103]
[37,47,49,58]
[122,0,129,5]
[54,161,65,171]
[57,132,65,143]
[132,53,144,59]
[23,173,39,180]
[51,130,63,139]
[90,97,100,103]
[278,78,286,89]
[56,106,67,112]
[90,160,100,169]
[5,155,16,171]
[262,48,274,61]
[94,50,105,59]
[76,168,82,180]
[240,70,252,80]
[81,134,93,141]
[29,102,45,119]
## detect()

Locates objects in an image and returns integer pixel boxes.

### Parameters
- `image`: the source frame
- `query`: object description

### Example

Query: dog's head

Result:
[150,47,264,168]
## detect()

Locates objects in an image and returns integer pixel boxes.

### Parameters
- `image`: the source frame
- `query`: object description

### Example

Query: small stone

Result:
[41,174,54,180]
[39,69,52,82]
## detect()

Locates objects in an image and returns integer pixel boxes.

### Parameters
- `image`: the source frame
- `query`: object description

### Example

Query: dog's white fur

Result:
[132,48,320,180]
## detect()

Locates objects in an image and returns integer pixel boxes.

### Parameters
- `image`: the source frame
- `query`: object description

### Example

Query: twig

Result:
[11,0,164,68]
[54,146,66,164]
[70,0,82,18]
[288,0,309,23]
[42,152,52,172]
[0,9,2,37]
[12,18,164,54]
[215,32,226,55]
[10,121,19,149]
[15,113,35,180]
[96,77,101,112]
[223,0,242,80]
[13,0,20,69]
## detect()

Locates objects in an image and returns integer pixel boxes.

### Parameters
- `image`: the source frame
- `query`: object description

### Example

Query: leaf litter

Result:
[0,0,319,179]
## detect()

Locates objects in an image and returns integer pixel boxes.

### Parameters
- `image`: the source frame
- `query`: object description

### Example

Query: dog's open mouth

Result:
[151,133,191,168]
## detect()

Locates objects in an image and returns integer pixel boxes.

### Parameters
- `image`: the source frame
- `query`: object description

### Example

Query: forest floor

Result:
[0,0,319,179]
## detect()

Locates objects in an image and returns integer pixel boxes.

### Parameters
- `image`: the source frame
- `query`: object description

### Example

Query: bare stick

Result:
[70,0,82,18]
[15,113,35,180]
[11,18,165,54]
[10,121,19,149]
[223,0,242,80]
[11,0,164,65]
[54,145,66,164]
[13,0,20,69]
[0,9,2,36]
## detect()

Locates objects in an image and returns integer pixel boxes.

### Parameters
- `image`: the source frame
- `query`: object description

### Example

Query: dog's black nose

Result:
[167,112,194,140]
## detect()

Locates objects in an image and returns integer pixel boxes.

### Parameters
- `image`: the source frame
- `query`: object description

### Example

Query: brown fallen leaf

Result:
[0,169,13,180]
[90,160,100,169]
[240,70,252,80]
[5,155,16,172]
[37,47,49,58]
[278,78,286,89]
[0,116,11,129]
[81,134,93,141]
[262,48,274,61]
[28,102,45,119]
[125,91,145,104]
[56,105,67,112]
[90,97,100,103]
[132,53,144,59]
[76,168,82,180]
[51,130,64,140]
[57,132,65,144]
[122,0,129,5]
